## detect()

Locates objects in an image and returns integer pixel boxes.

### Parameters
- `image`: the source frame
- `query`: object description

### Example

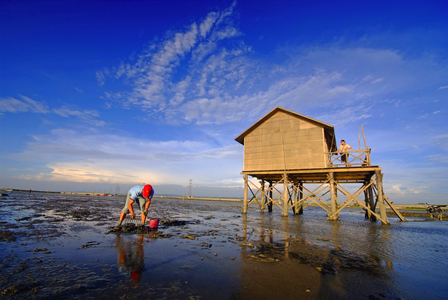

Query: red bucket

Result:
[149,219,159,229]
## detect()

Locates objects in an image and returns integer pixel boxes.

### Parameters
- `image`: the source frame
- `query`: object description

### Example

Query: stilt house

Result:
[235,106,405,224]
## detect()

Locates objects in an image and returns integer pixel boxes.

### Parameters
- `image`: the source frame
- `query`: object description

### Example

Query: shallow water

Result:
[0,192,447,299]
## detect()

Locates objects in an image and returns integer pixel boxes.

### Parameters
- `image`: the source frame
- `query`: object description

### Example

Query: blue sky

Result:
[1,0,447,203]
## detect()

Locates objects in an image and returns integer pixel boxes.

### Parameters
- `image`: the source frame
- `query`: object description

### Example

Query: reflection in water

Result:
[236,210,402,298]
[116,234,145,284]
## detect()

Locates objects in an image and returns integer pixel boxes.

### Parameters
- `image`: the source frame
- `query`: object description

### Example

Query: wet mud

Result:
[1,192,445,299]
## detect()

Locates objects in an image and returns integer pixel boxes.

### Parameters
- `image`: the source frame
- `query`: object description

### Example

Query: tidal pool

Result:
[0,192,447,299]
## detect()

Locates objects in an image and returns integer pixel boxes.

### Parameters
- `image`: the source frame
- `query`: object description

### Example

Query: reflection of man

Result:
[116,234,145,283]
[338,140,352,165]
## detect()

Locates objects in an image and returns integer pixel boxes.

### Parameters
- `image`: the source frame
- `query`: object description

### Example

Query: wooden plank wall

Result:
[244,111,326,171]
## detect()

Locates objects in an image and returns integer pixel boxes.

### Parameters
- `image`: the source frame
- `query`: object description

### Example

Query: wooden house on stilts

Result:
[235,107,405,224]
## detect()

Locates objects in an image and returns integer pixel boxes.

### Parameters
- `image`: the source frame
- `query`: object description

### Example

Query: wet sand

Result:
[1,192,446,299]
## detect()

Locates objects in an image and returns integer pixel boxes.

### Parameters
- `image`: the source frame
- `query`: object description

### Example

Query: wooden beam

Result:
[243,174,248,214]
[261,179,266,213]
[282,173,289,217]
[328,172,338,220]
[337,184,389,224]
[375,170,389,224]
[327,182,371,220]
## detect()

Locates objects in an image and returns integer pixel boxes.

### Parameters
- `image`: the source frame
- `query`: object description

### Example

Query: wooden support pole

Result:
[375,171,389,225]
[382,194,407,221]
[363,179,371,220]
[361,124,367,150]
[368,185,376,222]
[298,181,304,214]
[268,181,273,212]
[328,172,338,221]
[358,128,361,150]
[243,174,248,214]
[282,173,288,217]
[261,179,266,213]
[293,182,298,215]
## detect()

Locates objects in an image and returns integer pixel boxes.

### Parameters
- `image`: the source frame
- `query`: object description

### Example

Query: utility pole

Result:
[189,179,192,199]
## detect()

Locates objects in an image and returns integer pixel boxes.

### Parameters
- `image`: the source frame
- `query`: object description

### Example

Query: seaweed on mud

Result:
[2,223,20,229]
[106,224,174,238]
[160,219,190,226]
[107,223,155,234]
[70,209,93,217]
[1,282,38,297]
[0,230,17,242]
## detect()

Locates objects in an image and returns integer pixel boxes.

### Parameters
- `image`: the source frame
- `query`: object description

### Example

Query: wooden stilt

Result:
[268,181,273,212]
[282,173,288,217]
[368,185,376,222]
[328,172,338,220]
[376,170,389,225]
[363,179,373,220]
[261,179,266,213]
[298,181,303,214]
[243,174,248,214]
[293,182,298,215]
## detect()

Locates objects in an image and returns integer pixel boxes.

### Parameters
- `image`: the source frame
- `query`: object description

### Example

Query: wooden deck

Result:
[241,166,381,183]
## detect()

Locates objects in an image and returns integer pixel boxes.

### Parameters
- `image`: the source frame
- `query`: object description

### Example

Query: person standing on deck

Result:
[117,184,154,226]
[338,140,352,165]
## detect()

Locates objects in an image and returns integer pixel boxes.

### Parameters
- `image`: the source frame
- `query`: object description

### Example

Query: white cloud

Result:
[199,12,218,38]
[431,134,448,151]
[102,15,444,127]
[314,104,372,128]
[52,107,105,126]
[0,97,106,126]
[438,85,448,90]
[371,77,384,84]
[417,113,428,119]
[100,2,247,120]
[0,96,49,114]
[53,107,98,118]
[96,71,106,86]
[10,127,242,185]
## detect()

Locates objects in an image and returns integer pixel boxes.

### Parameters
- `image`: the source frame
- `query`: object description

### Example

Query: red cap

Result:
[142,184,152,198]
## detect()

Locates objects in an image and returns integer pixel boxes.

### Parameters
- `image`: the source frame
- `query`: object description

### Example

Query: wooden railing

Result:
[326,149,371,167]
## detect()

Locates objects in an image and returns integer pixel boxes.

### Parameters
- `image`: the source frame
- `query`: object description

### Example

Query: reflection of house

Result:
[235,107,405,223]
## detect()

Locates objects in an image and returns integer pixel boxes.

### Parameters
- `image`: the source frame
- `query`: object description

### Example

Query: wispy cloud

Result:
[0,96,49,115]
[96,71,106,86]
[0,96,105,126]
[431,134,448,151]
[314,104,372,128]
[99,3,446,129]
[53,107,106,126]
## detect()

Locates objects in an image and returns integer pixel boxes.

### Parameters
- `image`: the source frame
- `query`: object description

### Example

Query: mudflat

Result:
[1,192,446,299]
